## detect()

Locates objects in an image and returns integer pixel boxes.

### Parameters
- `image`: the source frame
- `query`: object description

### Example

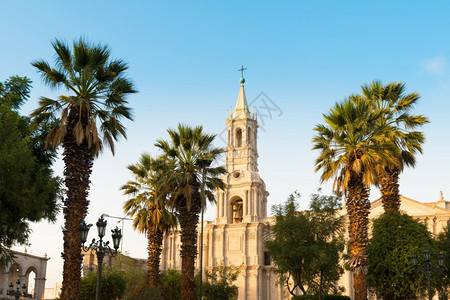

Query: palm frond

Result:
[31,37,136,156]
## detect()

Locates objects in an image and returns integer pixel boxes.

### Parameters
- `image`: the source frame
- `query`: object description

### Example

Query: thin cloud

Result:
[419,56,447,75]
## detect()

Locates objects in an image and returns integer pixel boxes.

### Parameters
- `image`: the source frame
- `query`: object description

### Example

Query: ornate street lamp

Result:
[411,246,444,300]
[195,158,212,300]
[79,216,122,300]
[8,279,26,300]
[101,213,132,270]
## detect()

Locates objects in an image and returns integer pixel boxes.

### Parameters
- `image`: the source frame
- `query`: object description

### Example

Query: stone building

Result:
[0,250,49,300]
[158,78,450,299]
[81,249,147,276]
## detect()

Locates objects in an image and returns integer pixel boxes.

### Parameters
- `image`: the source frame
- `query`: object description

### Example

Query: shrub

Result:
[292,295,350,300]
[81,269,126,300]
[202,261,240,300]
[367,211,439,299]
[160,269,182,300]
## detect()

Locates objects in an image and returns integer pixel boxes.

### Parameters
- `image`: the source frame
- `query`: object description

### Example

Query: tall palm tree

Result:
[155,124,226,300]
[121,154,177,288]
[313,98,398,300]
[31,38,136,300]
[360,81,429,212]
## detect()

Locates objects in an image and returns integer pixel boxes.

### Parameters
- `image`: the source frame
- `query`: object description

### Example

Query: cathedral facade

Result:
[158,78,450,299]
[160,78,283,300]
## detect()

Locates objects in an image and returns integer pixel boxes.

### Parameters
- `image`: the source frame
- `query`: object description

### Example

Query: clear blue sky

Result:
[1,1,449,287]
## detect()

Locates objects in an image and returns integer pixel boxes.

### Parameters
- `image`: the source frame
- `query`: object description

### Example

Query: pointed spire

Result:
[234,77,250,119]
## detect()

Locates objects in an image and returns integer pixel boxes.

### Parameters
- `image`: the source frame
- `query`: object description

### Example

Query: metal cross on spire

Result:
[238,65,247,77]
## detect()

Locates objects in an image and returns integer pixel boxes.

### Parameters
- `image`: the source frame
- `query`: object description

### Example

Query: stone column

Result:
[160,235,167,270]
[218,192,223,217]
[36,256,49,300]
[34,277,46,300]
[0,268,9,296]
[207,229,213,266]
[246,269,259,300]
[224,192,227,219]
[277,278,284,300]
[254,269,260,300]
[221,227,226,263]
[244,190,248,215]
[243,226,248,266]
[216,196,220,219]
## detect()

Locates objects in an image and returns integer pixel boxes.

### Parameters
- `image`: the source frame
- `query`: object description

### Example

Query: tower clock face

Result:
[232,170,241,180]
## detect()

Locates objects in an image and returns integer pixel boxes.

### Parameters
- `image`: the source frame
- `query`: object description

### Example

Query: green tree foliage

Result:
[124,269,180,300]
[122,154,177,288]
[202,261,241,300]
[358,81,428,212]
[160,269,182,300]
[100,254,164,300]
[120,263,241,300]
[80,269,126,300]
[0,76,32,109]
[264,191,345,299]
[0,76,60,266]
[367,211,439,299]
[437,225,450,299]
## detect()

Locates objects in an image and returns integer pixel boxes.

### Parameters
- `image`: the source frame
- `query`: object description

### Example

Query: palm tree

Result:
[121,154,177,288]
[312,98,398,300]
[360,81,429,212]
[155,124,226,300]
[31,38,136,300]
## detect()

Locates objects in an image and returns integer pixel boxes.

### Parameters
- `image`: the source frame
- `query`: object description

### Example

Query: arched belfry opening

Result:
[247,127,252,145]
[235,128,242,148]
[231,198,243,223]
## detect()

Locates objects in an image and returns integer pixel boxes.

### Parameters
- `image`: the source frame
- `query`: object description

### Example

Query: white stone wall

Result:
[160,219,286,300]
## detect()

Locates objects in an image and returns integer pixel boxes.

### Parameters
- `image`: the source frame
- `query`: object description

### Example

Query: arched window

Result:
[247,127,252,145]
[26,267,37,297]
[236,128,242,148]
[232,199,243,223]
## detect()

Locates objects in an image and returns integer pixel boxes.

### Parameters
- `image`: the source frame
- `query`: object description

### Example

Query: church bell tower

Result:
[215,72,269,224]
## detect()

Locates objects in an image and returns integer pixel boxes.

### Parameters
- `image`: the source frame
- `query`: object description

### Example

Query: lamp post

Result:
[79,216,122,300]
[101,213,132,270]
[8,279,26,300]
[195,158,212,300]
[411,247,444,300]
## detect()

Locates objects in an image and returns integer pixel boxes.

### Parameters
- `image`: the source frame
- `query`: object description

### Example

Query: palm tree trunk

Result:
[379,167,400,212]
[178,192,201,300]
[60,111,93,300]
[147,227,164,288]
[346,171,370,300]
